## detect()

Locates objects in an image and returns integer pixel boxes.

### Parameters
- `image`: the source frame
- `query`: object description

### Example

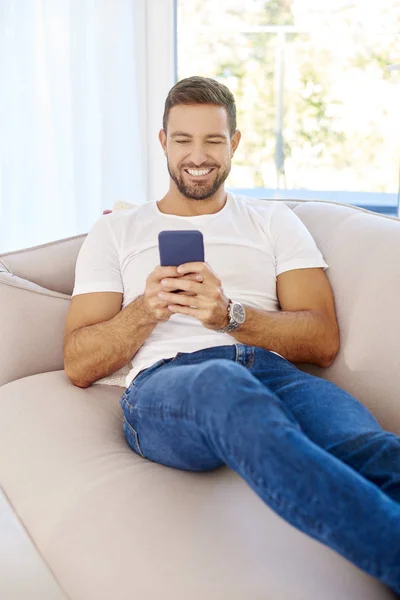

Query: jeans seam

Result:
[213,425,329,540]
[120,394,134,415]
[246,351,255,370]
[126,404,201,427]
[235,448,328,538]
[121,395,135,414]
[123,416,146,458]
[251,475,327,537]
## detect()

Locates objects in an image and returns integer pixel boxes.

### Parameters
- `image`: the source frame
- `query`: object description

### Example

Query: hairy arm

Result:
[64,295,156,388]
[232,268,340,367]
[64,267,201,388]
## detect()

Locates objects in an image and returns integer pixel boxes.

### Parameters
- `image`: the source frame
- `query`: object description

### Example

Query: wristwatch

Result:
[217,299,246,333]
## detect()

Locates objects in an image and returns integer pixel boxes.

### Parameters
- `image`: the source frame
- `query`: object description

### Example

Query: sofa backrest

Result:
[1,199,399,434]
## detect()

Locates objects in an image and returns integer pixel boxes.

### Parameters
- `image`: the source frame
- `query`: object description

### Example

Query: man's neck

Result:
[157,187,228,217]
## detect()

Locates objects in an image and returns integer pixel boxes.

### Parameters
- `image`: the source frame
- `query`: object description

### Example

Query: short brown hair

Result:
[163,76,237,137]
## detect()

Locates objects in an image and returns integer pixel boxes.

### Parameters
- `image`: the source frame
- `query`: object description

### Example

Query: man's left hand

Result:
[157,262,230,331]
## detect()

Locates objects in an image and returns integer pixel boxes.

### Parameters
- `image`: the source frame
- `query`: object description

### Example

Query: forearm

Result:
[231,305,339,368]
[64,295,156,388]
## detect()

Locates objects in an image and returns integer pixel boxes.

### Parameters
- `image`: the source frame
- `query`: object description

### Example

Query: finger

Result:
[173,273,202,296]
[152,265,180,282]
[181,273,204,282]
[177,262,220,287]
[168,303,224,330]
[159,291,202,307]
[160,278,202,294]
[176,262,206,276]
[148,274,201,297]
[168,304,201,316]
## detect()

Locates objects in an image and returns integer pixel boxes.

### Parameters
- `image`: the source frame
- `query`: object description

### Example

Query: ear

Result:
[230,130,241,157]
[159,129,167,156]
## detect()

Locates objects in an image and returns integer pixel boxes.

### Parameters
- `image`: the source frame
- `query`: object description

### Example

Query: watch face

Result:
[232,302,246,324]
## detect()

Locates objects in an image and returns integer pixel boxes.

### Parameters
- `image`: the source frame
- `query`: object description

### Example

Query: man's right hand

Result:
[141,265,203,324]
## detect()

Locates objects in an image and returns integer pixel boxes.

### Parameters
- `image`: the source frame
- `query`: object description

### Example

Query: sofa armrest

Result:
[0,272,70,388]
[0,201,138,389]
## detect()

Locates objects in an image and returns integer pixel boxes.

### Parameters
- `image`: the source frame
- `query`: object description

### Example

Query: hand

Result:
[157,262,230,331]
[142,265,205,324]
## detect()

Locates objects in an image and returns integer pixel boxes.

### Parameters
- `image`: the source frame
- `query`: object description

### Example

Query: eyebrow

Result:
[170,132,228,140]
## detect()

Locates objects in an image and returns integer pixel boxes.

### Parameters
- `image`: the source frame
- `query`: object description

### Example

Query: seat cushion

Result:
[0,487,67,600]
[0,371,394,600]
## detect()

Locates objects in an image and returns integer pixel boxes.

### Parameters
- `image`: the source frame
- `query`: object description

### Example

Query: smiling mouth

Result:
[184,168,216,178]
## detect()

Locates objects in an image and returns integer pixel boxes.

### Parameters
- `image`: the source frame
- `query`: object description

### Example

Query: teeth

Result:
[187,169,212,177]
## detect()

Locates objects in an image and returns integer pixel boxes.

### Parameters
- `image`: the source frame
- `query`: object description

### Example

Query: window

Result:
[176,0,400,216]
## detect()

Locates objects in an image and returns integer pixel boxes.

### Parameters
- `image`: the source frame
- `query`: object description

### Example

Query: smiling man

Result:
[163,107,237,204]
[64,76,400,594]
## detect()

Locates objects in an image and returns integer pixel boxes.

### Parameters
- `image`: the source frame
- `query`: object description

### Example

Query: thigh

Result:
[120,358,230,471]
[254,354,400,499]
[120,353,302,472]
[250,347,384,450]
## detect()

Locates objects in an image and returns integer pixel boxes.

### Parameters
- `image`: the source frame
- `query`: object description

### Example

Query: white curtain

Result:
[0,0,148,253]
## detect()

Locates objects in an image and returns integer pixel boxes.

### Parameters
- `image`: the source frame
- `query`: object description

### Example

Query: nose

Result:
[187,144,210,167]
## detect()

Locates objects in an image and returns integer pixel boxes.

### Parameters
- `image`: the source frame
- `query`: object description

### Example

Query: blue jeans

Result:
[120,344,400,595]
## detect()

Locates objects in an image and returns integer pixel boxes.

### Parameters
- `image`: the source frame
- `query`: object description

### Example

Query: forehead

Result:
[168,104,230,135]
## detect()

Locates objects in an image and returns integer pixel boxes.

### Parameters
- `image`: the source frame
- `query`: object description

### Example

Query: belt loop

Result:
[235,344,254,367]
[235,344,246,365]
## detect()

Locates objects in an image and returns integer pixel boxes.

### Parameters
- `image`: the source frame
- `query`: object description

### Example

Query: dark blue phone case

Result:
[158,230,205,267]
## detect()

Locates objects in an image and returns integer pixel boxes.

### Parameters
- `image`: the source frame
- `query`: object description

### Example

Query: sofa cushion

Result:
[0,370,393,600]
[0,487,67,600]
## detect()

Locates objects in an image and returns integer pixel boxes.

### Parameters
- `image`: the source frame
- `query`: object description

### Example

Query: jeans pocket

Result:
[122,415,146,458]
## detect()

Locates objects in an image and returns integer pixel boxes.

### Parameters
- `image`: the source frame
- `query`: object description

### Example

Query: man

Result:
[63,76,400,594]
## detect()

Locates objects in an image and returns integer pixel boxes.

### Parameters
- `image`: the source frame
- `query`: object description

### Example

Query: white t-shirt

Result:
[72,193,329,388]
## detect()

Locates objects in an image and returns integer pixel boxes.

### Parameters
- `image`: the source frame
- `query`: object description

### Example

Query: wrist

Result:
[220,299,231,329]
[135,295,158,327]
[219,314,230,331]
[216,299,246,333]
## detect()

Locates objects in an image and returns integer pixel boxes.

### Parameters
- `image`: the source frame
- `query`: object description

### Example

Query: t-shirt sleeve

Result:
[72,217,123,297]
[270,203,329,277]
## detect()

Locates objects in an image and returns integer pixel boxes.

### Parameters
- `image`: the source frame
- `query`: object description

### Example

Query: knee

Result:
[191,359,253,412]
[193,359,247,390]
[191,359,299,428]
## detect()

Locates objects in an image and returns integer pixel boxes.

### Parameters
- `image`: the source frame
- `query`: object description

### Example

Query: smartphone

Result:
[158,230,205,267]
[158,230,205,294]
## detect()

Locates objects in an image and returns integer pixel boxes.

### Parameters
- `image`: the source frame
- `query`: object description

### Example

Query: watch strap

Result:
[217,299,239,333]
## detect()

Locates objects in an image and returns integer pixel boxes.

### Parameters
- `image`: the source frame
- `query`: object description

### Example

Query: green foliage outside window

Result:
[177,0,400,196]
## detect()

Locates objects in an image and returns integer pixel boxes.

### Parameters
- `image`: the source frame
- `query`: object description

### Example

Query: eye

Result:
[208,141,223,144]
[176,140,190,144]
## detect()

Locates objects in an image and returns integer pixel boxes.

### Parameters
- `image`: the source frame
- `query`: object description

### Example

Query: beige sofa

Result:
[0,199,399,600]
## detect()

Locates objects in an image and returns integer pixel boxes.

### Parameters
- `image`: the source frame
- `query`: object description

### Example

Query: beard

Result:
[167,159,231,200]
